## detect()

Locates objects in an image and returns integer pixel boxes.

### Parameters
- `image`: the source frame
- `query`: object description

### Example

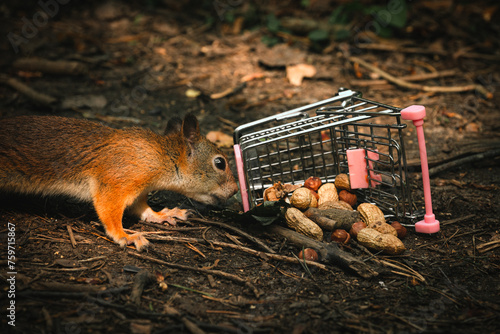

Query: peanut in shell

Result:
[285,207,323,241]
[317,183,339,206]
[290,187,318,210]
[357,203,386,226]
[357,228,405,255]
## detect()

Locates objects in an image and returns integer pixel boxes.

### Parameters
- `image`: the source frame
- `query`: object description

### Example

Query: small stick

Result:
[348,57,492,98]
[145,233,327,270]
[303,208,360,231]
[138,221,206,232]
[129,270,155,306]
[164,306,206,334]
[13,58,88,75]
[441,214,476,226]
[190,217,276,254]
[128,251,261,297]
[429,149,500,176]
[355,43,500,61]
[476,239,500,254]
[0,74,58,106]
[66,225,77,248]
[351,69,457,86]
[210,82,246,99]
[267,225,378,278]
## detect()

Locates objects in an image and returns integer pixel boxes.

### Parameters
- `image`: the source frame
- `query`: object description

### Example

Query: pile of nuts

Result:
[264,174,407,259]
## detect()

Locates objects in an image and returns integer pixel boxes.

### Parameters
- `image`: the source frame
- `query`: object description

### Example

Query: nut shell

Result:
[263,182,301,201]
[331,229,351,244]
[298,248,318,261]
[369,221,397,237]
[335,174,351,191]
[391,221,407,239]
[357,228,406,255]
[349,221,367,239]
[285,208,323,241]
[357,203,385,226]
[304,176,322,191]
[339,190,357,207]
[290,187,318,209]
[318,200,353,211]
[317,183,339,205]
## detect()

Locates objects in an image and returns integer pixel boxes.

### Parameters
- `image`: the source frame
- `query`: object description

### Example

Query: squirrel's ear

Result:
[164,117,183,135]
[182,113,202,144]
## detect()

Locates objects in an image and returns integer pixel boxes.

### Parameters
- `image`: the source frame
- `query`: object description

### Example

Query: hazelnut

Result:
[304,176,322,191]
[298,248,318,261]
[391,221,407,239]
[309,189,320,200]
[290,187,318,210]
[330,229,351,244]
[338,190,357,207]
[349,221,367,239]
[334,173,351,191]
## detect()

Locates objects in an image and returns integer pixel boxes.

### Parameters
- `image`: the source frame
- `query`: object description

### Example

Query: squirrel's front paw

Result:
[118,233,150,251]
[141,207,191,225]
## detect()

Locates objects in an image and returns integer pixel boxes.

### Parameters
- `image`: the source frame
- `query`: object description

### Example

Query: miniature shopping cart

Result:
[234,88,440,232]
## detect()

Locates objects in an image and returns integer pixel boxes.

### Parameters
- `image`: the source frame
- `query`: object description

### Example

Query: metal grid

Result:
[234,88,417,222]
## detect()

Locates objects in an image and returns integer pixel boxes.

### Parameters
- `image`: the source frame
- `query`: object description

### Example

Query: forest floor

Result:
[0,1,499,333]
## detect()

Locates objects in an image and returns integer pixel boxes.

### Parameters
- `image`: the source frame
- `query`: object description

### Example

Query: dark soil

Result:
[1,1,499,333]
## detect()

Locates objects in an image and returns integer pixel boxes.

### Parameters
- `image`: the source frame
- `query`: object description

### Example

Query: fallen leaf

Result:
[443,111,463,119]
[241,72,264,82]
[286,64,317,86]
[206,131,233,147]
[259,44,306,68]
[464,122,480,132]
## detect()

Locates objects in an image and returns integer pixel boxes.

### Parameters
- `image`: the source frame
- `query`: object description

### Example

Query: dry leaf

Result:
[286,64,316,86]
[206,131,233,147]
[241,72,264,82]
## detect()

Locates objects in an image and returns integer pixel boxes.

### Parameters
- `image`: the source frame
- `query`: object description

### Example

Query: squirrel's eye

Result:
[214,157,226,171]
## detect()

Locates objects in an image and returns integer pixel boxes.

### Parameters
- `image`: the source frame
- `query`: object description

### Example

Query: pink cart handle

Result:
[401,105,440,233]
[234,144,250,212]
[347,148,382,189]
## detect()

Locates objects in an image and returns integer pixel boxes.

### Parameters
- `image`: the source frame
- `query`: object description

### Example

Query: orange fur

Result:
[0,115,238,250]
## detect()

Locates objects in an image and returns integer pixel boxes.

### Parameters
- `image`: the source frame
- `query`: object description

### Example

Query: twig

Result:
[441,214,476,226]
[0,74,58,106]
[348,57,493,98]
[210,82,246,99]
[138,221,206,232]
[476,239,500,254]
[66,225,77,248]
[189,218,276,254]
[351,69,457,86]
[127,251,261,298]
[385,312,425,331]
[429,149,500,176]
[13,58,88,75]
[145,233,327,270]
[164,306,206,334]
[355,43,500,61]
[378,259,426,283]
[129,270,155,306]
[267,225,378,278]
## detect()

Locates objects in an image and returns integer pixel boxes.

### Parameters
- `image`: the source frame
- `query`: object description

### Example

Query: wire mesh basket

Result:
[233,88,421,224]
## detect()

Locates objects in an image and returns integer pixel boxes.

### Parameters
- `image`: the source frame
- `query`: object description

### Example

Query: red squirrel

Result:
[0,114,238,250]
